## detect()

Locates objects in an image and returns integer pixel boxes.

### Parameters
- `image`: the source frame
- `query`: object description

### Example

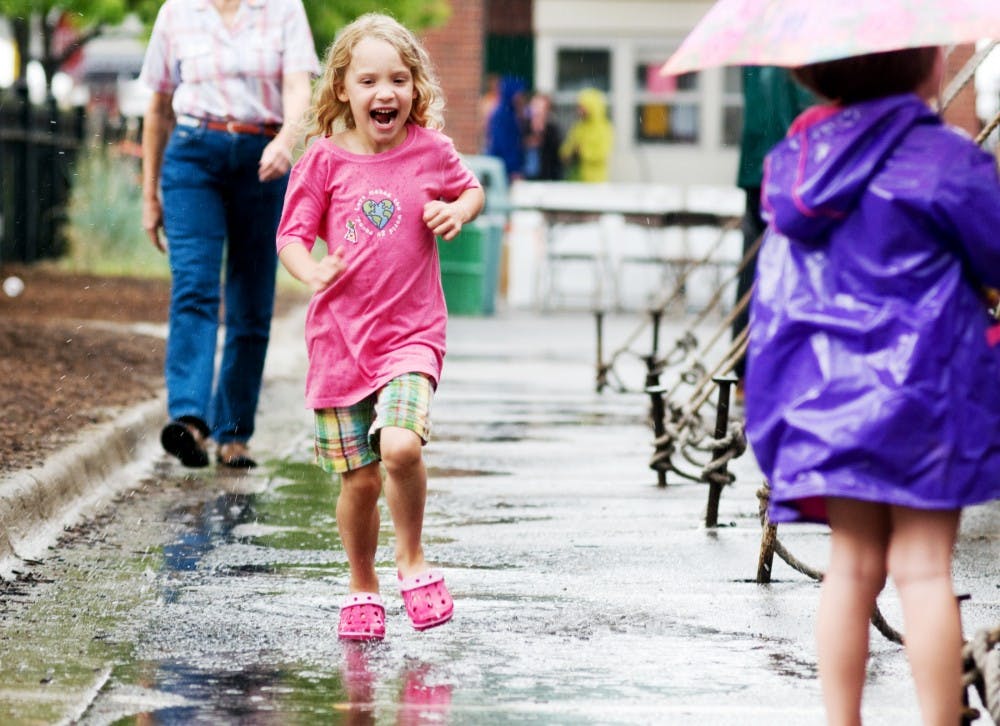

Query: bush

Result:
[62,142,301,292]
[63,143,169,277]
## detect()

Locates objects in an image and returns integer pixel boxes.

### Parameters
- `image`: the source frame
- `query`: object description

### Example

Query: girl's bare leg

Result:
[888,506,962,726]
[338,463,382,593]
[378,426,428,578]
[818,498,890,726]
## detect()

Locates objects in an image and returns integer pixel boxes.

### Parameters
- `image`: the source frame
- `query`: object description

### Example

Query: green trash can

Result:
[438,155,509,316]
[438,223,489,316]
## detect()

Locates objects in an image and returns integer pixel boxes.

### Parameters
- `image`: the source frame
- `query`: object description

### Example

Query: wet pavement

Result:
[0,307,997,724]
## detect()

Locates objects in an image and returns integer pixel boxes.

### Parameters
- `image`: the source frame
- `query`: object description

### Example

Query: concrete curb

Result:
[0,394,165,579]
[0,304,309,581]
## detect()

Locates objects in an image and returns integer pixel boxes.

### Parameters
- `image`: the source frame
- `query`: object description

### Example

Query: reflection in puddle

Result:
[124,661,347,722]
[162,494,255,576]
[339,644,452,725]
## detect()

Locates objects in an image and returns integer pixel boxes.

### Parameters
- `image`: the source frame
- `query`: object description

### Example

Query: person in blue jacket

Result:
[745,47,1000,726]
[484,76,526,181]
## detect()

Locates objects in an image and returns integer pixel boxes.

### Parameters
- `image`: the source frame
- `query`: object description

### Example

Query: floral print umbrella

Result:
[661,0,1000,75]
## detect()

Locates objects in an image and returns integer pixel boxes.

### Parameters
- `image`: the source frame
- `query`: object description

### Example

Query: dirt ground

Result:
[0,264,305,476]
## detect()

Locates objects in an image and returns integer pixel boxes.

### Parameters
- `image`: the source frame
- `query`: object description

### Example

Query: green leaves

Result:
[0,0,451,92]
[302,0,451,54]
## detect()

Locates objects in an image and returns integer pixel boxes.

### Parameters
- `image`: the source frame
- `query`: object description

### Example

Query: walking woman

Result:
[140,0,319,468]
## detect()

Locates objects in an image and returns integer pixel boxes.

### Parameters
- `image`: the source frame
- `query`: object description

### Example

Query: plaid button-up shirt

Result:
[140,0,320,125]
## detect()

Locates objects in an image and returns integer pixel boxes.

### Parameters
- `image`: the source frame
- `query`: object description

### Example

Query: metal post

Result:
[24,86,38,262]
[756,523,778,583]
[594,310,606,393]
[649,308,661,359]
[11,83,30,262]
[755,480,777,582]
[706,375,737,527]
[645,355,667,487]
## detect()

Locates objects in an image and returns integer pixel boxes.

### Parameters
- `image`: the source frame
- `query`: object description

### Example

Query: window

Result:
[633,53,700,144]
[556,48,610,93]
[554,48,611,131]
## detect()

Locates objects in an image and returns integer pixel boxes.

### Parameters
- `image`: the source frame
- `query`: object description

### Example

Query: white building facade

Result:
[534,0,741,186]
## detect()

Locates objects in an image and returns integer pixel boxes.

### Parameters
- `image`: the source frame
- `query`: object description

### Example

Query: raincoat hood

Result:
[762,94,939,241]
[577,88,607,119]
[559,87,614,182]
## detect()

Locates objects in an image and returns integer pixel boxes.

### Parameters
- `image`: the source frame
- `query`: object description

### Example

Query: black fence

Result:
[0,85,85,265]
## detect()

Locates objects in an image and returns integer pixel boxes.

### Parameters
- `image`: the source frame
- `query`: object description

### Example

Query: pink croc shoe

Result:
[338,592,386,641]
[398,570,454,631]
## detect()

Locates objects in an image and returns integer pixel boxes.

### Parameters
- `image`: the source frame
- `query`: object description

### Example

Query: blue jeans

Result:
[160,124,288,445]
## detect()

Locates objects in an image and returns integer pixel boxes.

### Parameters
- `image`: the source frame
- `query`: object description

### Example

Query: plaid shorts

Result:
[314,372,433,473]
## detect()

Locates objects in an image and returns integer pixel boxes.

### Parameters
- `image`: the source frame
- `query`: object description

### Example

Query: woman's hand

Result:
[258,138,294,182]
[142,196,166,252]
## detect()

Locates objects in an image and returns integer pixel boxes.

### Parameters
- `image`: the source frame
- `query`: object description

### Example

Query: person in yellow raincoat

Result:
[559,88,614,182]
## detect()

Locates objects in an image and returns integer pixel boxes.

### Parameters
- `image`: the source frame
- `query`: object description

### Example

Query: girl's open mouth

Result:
[371,109,398,127]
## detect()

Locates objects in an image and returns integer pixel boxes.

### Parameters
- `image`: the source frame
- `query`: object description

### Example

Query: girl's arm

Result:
[278,241,346,293]
[422,186,486,241]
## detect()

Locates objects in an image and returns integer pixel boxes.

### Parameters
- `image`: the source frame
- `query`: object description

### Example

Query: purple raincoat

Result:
[745,94,1000,524]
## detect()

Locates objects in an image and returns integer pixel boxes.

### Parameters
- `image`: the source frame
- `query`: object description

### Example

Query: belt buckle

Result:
[226,120,240,134]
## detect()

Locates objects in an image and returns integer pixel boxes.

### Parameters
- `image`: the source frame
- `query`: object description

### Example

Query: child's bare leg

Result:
[818,498,890,726]
[379,426,428,578]
[888,506,962,726]
[337,463,382,593]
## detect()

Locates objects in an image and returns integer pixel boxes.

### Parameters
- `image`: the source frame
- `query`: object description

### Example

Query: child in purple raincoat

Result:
[744,47,1000,725]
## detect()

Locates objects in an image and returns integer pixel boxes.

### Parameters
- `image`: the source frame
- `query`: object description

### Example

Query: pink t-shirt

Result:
[276,124,480,408]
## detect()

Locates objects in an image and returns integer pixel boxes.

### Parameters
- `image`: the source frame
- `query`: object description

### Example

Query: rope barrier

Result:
[941,42,998,112]
[754,485,905,644]
[976,111,1000,148]
[603,44,1000,711]
[963,626,1000,723]
[596,217,744,392]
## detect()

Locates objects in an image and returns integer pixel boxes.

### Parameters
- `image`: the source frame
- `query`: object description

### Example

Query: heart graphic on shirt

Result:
[362,199,395,230]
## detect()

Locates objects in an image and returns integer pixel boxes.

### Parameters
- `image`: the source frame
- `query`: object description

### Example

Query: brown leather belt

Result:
[177,115,281,138]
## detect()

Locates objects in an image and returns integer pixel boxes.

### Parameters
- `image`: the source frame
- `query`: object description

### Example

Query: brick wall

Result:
[943,44,980,136]
[487,0,532,34]
[421,0,486,154]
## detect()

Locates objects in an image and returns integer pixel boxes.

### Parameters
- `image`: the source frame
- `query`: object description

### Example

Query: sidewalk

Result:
[413,309,998,724]
[1,304,996,723]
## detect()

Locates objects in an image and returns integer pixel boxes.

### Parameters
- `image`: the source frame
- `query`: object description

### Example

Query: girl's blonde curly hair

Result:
[305,13,446,142]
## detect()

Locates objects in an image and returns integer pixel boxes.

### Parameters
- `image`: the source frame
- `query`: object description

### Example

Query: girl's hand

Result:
[308,246,346,292]
[423,200,466,241]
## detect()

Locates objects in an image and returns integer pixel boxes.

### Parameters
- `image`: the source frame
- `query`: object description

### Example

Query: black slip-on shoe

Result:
[161,419,210,468]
